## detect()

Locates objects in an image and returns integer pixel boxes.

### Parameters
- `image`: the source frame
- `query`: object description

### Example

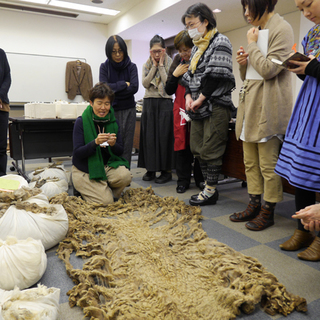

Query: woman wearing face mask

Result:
[275,0,320,260]
[99,35,139,168]
[165,30,204,193]
[229,0,294,231]
[138,35,174,184]
[181,3,235,206]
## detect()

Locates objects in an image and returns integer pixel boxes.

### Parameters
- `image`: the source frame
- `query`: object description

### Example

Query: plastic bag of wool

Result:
[51,187,307,320]
[0,237,47,290]
[0,285,60,320]
[0,188,68,250]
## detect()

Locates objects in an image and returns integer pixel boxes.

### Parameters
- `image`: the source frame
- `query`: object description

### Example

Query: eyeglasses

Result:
[112,49,123,55]
[185,20,202,30]
[151,50,163,55]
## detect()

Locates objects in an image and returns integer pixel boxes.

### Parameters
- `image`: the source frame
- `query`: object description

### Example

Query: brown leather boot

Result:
[297,237,320,261]
[245,206,274,231]
[229,203,261,222]
[279,229,314,251]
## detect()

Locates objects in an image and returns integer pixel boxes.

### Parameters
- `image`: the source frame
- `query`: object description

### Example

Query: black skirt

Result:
[138,98,175,172]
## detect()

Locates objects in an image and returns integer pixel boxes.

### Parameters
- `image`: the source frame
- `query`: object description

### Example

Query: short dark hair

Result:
[174,30,193,50]
[241,0,278,21]
[105,35,128,60]
[89,82,115,103]
[181,2,217,30]
[149,35,165,49]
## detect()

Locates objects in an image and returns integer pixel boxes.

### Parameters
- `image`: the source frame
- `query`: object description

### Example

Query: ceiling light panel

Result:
[18,0,50,4]
[49,0,119,15]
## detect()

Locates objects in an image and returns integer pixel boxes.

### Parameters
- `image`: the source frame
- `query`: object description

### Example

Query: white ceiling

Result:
[1,0,299,41]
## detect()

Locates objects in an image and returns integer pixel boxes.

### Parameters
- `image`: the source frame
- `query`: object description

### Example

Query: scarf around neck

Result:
[108,56,131,72]
[190,28,218,74]
[304,24,320,60]
[144,53,172,97]
[82,105,129,181]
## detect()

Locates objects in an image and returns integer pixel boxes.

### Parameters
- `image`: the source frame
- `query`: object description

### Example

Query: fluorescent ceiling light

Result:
[213,9,222,13]
[49,0,119,15]
[19,0,50,4]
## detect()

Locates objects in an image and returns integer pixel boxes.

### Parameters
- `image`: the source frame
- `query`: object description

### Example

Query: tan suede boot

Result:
[297,237,320,261]
[279,229,314,251]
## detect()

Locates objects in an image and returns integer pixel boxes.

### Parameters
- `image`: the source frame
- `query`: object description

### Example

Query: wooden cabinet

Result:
[133,117,140,150]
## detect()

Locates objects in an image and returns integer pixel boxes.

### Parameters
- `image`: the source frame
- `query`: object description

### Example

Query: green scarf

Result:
[82,105,129,181]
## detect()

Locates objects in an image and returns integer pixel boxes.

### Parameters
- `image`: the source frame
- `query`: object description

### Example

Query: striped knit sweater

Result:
[182,32,235,120]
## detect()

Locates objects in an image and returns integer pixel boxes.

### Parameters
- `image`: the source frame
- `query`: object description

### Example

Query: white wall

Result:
[1,7,315,105]
[130,40,150,101]
[0,9,109,103]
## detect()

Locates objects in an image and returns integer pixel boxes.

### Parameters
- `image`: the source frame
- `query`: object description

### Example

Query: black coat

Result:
[0,49,11,104]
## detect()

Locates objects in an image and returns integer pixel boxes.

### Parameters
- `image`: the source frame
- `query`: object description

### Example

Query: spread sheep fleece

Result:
[52,187,307,319]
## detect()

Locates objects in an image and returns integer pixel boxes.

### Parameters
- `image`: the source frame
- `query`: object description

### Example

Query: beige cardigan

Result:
[235,13,294,142]
[142,57,172,99]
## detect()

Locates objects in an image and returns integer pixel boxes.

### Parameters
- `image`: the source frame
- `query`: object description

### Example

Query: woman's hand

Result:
[190,94,206,111]
[159,48,166,67]
[287,55,315,75]
[150,51,158,67]
[185,94,193,111]
[247,27,259,45]
[95,133,117,147]
[292,203,320,231]
[173,63,189,77]
[236,46,249,66]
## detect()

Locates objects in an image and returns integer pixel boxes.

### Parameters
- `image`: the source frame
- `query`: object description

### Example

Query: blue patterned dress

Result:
[275,25,320,192]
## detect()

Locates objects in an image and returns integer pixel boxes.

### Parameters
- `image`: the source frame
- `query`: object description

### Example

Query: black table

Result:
[9,117,75,175]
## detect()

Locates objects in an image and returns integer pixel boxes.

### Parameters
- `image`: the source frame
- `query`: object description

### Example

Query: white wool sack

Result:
[0,285,60,320]
[0,175,28,191]
[29,179,69,199]
[0,196,68,250]
[0,237,47,290]
[29,166,69,184]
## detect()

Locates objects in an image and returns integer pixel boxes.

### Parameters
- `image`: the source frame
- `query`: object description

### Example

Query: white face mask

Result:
[188,24,203,40]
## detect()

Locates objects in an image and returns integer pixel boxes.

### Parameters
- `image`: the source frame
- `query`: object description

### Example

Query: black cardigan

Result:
[0,49,11,104]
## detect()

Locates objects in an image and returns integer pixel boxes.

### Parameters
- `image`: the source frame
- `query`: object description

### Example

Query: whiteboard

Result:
[6,52,86,103]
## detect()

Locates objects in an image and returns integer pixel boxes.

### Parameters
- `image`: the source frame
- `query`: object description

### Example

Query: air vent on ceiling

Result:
[0,2,79,18]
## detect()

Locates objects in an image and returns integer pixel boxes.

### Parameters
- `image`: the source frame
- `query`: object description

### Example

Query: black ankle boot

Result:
[155,171,172,184]
[142,171,155,181]
[189,189,219,206]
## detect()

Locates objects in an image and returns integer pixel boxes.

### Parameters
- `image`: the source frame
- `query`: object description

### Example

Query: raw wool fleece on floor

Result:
[52,187,307,320]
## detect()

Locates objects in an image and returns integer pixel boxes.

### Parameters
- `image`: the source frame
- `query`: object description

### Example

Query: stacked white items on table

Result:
[0,285,60,320]
[76,101,88,117]
[55,100,70,118]
[24,102,56,119]
[24,101,89,119]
